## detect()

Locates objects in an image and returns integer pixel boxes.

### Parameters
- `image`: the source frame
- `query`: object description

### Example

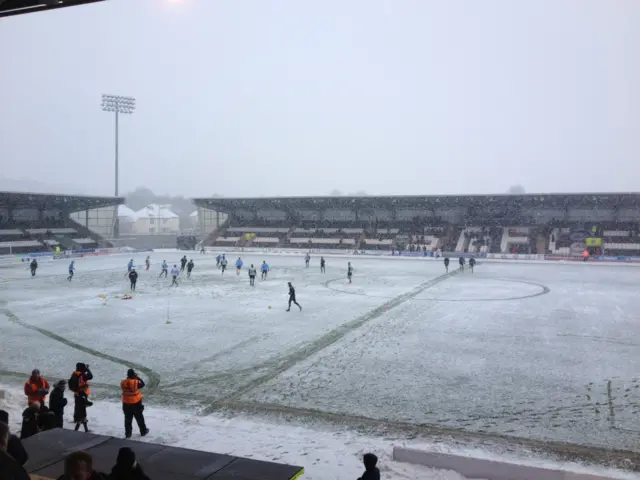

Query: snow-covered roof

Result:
[190,210,198,217]
[118,205,138,219]
[135,204,179,219]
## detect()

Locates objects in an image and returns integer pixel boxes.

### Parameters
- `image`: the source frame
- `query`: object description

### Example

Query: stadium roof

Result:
[0,0,105,18]
[0,191,123,211]
[117,204,138,220]
[194,192,640,213]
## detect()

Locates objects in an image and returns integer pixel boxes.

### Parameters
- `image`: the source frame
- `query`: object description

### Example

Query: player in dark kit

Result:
[444,257,450,273]
[458,256,465,271]
[186,259,194,278]
[320,256,326,273]
[180,256,188,272]
[30,258,38,277]
[305,253,310,268]
[286,282,302,311]
[469,257,475,273]
[347,262,353,283]
[220,256,228,275]
[128,269,138,291]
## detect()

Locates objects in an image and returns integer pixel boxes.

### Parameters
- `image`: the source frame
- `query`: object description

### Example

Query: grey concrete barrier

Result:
[392,446,620,480]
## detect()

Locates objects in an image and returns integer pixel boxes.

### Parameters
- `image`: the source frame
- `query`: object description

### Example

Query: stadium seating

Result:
[288,226,362,249]
[500,227,530,254]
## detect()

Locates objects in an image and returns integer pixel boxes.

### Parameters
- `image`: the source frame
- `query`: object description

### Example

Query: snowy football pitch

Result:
[1,251,640,452]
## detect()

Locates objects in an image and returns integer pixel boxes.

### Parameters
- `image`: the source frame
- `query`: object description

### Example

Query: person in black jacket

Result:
[0,421,30,480]
[128,269,138,291]
[73,391,92,433]
[357,453,380,480]
[29,259,38,277]
[286,282,302,312]
[108,447,150,480]
[20,402,43,440]
[49,380,68,429]
[0,410,28,466]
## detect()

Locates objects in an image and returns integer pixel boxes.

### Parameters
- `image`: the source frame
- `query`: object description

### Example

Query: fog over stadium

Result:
[0,0,639,198]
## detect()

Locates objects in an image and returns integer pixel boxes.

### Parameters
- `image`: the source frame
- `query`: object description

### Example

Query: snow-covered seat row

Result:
[501,227,529,253]
[362,239,393,245]
[27,227,77,235]
[289,237,356,245]
[227,227,289,234]
[0,240,41,247]
[604,242,640,250]
[73,238,96,245]
[252,237,279,244]
[603,230,629,237]
[216,236,240,243]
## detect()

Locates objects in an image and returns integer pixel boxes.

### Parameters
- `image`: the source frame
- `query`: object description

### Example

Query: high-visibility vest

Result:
[121,378,143,404]
[72,371,91,396]
[24,378,49,405]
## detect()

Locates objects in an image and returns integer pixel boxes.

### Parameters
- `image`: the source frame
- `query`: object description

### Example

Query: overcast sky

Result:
[0,0,638,198]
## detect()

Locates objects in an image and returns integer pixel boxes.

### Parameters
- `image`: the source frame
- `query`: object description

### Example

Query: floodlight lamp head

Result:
[101,94,136,114]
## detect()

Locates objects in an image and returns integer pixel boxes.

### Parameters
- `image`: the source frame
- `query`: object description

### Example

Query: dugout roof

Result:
[0,191,123,211]
[194,192,640,214]
[0,0,105,18]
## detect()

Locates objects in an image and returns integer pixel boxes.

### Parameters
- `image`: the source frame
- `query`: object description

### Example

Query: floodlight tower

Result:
[101,94,136,197]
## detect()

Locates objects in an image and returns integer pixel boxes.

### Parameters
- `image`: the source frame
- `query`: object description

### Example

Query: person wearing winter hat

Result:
[49,380,68,428]
[24,369,49,406]
[120,369,149,439]
[357,453,380,480]
[109,447,151,480]
[69,363,93,398]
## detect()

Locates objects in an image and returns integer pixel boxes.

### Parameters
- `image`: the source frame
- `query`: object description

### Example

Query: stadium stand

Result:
[0,192,121,254]
[20,429,304,480]
[194,193,640,257]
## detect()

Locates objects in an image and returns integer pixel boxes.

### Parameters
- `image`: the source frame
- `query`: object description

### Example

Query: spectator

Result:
[24,369,50,406]
[108,447,150,480]
[357,453,380,480]
[57,451,107,480]
[74,391,92,433]
[0,421,30,480]
[0,411,28,466]
[20,401,43,440]
[49,380,68,428]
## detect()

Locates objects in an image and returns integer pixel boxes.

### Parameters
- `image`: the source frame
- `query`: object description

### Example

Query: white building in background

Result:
[116,205,138,234]
[132,204,180,234]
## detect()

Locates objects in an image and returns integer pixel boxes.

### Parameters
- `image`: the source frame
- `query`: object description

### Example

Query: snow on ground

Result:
[2,251,640,478]
[0,383,472,480]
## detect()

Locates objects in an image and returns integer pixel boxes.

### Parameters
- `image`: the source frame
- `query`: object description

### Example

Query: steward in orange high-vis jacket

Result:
[24,369,49,406]
[121,369,149,439]
[68,363,93,397]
